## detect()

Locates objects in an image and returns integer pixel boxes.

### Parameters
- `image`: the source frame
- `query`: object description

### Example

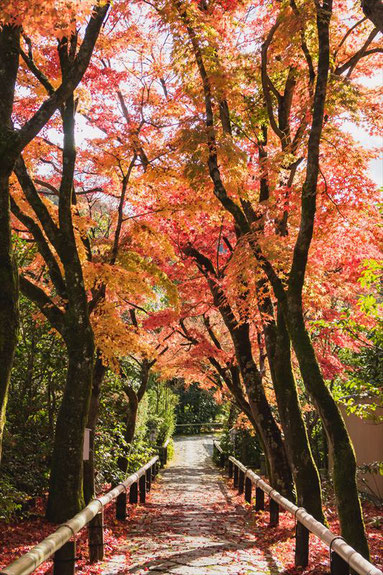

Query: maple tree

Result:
[0,0,381,564]
[7,14,182,521]
[137,0,381,557]
[179,241,323,518]
[0,0,109,473]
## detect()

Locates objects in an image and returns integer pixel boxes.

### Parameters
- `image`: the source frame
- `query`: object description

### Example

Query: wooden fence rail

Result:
[0,455,161,575]
[175,422,224,434]
[175,422,223,427]
[213,441,382,575]
[159,438,170,467]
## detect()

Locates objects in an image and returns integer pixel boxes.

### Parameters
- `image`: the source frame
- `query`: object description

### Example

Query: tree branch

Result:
[19,275,65,334]
[16,1,110,152]
[20,38,55,95]
[335,28,380,76]
[11,197,67,298]
[14,155,62,253]
[288,0,333,299]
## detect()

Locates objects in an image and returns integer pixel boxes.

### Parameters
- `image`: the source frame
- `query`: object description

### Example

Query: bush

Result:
[175,382,223,433]
[146,378,177,445]
[0,476,31,521]
[3,298,178,517]
[218,426,263,469]
[94,370,177,488]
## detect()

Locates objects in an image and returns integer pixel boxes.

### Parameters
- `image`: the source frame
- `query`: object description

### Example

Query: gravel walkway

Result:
[103,435,283,575]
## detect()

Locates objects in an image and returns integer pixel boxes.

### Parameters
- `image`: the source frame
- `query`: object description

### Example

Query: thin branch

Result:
[11,197,67,298]
[20,39,55,95]
[261,20,285,142]
[335,28,380,76]
[335,17,367,56]
[14,155,61,253]
[17,1,110,152]
[19,275,65,334]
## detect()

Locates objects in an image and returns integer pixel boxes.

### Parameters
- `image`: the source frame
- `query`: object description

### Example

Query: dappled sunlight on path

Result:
[101,435,284,575]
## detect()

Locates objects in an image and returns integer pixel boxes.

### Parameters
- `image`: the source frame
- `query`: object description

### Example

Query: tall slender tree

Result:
[0,0,109,465]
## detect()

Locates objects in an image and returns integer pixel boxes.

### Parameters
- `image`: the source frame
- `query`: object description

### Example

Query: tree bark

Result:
[83,354,106,504]
[118,359,151,473]
[0,4,108,464]
[125,391,139,445]
[232,321,293,497]
[0,25,21,464]
[46,329,94,522]
[263,302,324,520]
[184,246,293,497]
[284,300,369,556]
[0,169,19,464]
[361,0,383,32]
[118,387,139,474]
[178,0,368,556]
[281,1,369,556]
[46,93,96,523]
[14,90,99,522]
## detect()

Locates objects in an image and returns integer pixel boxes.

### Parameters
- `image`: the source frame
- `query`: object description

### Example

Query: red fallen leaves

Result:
[0,498,137,575]
[231,487,383,575]
[0,490,382,575]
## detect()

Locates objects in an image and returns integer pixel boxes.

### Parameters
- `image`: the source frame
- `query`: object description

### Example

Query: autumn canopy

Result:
[0,0,382,566]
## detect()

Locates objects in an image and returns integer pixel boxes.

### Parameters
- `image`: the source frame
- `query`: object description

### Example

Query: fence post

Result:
[116,490,127,520]
[255,485,264,511]
[238,469,245,495]
[139,473,146,503]
[269,497,279,526]
[88,509,104,563]
[53,540,76,575]
[220,452,225,468]
[228,459,233,478]
[295,522,309,568]
[245,477,252,503]
[152,461,157,479]
[159,445,168,467]
[330,551,349,575]
[129,481,138,504]
[233,464,239,488]
[146,466,152,492]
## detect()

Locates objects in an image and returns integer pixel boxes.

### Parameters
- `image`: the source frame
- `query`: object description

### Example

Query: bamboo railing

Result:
[213,441,382,575]
[0,454,162,575]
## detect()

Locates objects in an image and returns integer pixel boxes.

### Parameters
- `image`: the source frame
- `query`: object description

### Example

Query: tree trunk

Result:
[211,361,271,471]
[0,171,19,465]
[361,0,383,32]
[233,322,293,497]
[226,402,237,428]
[125,397,139,445]
[0,25,21,465]
[83,355,106,504]
[184,245,292,497]
[118,389,139,474]
[264,303,323,520]
[285,299,369,557]
[180,0,367,555]
[46,330,94,523]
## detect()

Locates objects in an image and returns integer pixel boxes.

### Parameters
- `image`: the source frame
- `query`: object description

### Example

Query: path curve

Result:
[103,435,283,575]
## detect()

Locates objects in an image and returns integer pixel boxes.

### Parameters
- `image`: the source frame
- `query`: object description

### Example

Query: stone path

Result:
[103,435,284,575]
